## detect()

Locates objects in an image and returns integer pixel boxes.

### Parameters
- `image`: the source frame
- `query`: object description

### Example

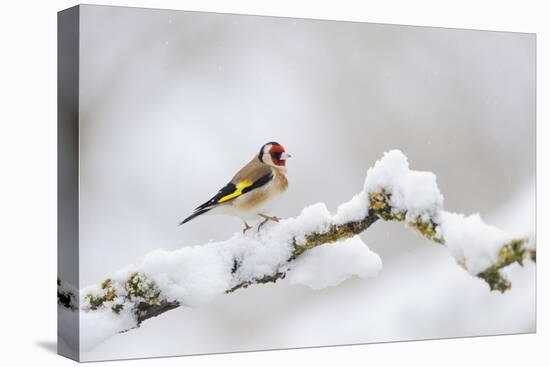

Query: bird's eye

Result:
[272,152,282,160]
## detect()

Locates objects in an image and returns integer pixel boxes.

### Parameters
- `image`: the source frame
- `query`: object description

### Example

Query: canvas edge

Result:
[57,4,81,362]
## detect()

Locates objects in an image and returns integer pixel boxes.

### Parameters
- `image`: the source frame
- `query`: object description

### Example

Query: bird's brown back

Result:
[231,156,273,184]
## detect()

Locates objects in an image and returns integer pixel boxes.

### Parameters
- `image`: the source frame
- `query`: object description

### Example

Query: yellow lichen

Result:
[105,289,116,301]
[497,239,526,265]
[369,193,387,210]
[407,219,443,244]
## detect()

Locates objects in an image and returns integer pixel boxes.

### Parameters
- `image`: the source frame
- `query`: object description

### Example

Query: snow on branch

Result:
[60,150,535,350]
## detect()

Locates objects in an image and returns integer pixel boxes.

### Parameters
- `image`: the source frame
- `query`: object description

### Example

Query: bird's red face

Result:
[269,143,290,167]
[259,142,291,167]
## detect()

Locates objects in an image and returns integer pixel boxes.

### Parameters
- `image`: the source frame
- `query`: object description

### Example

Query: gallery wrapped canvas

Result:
[58,4,536,362]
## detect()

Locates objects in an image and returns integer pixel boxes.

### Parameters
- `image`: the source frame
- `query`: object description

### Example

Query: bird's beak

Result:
[281,152,291,160]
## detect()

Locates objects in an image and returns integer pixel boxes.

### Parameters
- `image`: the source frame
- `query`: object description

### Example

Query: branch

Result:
[57,277,77,310]
[60,150,535,349]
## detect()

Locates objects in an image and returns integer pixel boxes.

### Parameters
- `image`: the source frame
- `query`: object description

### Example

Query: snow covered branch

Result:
[57,277,77,311]
[60,150,535,349]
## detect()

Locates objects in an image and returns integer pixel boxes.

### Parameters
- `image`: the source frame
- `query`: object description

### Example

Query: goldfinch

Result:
[180,142,291,233]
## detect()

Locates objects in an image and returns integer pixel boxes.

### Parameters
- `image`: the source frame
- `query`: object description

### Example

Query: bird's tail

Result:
[179,207,213,226]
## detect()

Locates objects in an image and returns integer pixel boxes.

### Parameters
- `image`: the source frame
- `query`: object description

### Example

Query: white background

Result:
[0,0,547,366]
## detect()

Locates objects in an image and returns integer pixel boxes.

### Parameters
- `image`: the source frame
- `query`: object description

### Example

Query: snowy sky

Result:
[74,5,535,361]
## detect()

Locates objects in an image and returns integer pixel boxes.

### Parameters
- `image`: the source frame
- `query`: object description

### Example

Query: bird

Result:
[179,142,291,233]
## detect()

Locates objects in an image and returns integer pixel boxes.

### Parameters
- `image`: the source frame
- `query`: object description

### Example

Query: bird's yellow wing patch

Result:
[217,181,253,203]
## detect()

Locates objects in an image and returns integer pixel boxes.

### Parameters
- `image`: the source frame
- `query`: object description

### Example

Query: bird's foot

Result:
[257,214,281,231]
[257,218,269,231]
[258,214,280,222]
[242,222,252,234]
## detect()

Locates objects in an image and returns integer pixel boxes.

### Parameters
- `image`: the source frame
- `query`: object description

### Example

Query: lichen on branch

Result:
[477,239,534,292]
[57,277,77,310]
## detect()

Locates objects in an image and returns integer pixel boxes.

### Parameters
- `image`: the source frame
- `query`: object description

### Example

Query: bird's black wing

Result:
[195,182,238,211]
[197,171,274,209]
[179,171,274,226]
